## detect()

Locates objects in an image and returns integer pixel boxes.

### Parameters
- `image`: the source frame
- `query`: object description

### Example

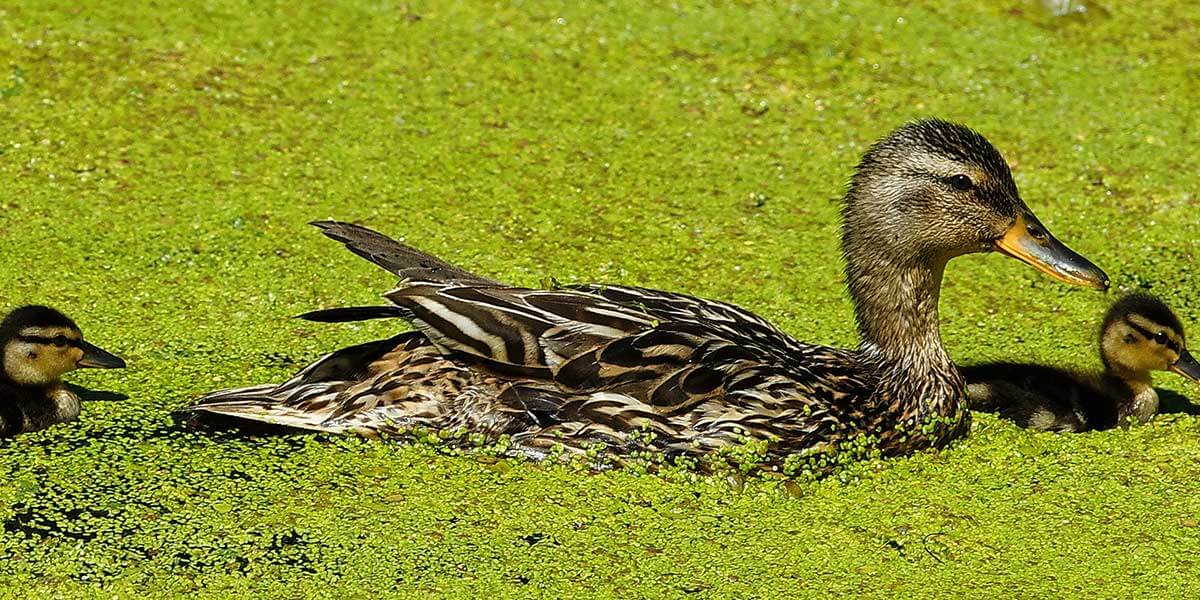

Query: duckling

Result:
[963,293,1200,432]
[0,305,126,437]
[184,119,1107,462]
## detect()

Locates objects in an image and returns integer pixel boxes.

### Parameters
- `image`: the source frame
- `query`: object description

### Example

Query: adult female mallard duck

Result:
[1,305,126,437]
[185,119,1108,461]
[964,293,1200,432]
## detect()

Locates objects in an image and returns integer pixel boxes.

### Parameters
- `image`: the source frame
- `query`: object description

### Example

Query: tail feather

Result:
[311,220,498,285]
[185,380,353,433]
[181,334,422,433]
[184,396,353,433]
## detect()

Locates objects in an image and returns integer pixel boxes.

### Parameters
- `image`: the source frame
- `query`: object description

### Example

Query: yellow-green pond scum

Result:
[1,1,1198,597]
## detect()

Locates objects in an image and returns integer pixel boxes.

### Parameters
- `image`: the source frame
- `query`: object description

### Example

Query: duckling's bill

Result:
[1170,348,1200,382]
[77,340,126,369]
[994,213,1108,290]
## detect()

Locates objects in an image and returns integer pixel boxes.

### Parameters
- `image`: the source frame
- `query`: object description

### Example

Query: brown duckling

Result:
[0,305,126,437]
[963,293,1200,432]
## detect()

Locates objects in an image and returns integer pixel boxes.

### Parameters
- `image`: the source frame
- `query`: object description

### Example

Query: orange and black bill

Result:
[77,341,127,369]
[1171,348,1200,382]
[994,212,1108,290]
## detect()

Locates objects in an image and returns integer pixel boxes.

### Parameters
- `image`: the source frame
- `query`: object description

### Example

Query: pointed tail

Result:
[311,220,498,285]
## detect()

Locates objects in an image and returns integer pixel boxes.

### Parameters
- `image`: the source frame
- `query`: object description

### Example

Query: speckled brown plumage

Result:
[186,119,1108,462]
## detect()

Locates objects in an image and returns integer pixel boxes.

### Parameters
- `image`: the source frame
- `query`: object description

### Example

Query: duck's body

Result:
[964,294,1199,432]
[200,281,885,457]
[187,120,1107,462]
[0,305,126,437]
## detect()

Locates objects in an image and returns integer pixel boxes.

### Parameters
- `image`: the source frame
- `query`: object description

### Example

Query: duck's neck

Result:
[1101,364,1158,424]
[848,253,951,367]
[844,248,968,451]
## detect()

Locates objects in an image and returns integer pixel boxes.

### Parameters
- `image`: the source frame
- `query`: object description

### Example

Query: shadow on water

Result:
[1157,388,1200,416]
[168,407,319,438]
[67,382,128,403]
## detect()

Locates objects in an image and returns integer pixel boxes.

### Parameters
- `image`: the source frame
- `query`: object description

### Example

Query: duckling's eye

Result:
[947,174,974,191]
[52,335,70,348]
[1154,332,1168,345]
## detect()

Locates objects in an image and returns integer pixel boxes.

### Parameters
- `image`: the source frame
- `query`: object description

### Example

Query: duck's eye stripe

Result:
[15,335,81,347]
[1124,320,1157,341]
[17,335,57,345]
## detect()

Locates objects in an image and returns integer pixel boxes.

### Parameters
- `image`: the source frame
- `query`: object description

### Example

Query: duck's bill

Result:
[1170,349,1200,382]
[77,341,127,369]
[994,213,1109,290]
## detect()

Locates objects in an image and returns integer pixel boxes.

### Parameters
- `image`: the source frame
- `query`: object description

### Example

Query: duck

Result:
[963,293,1200,432]
[184,119,1108,463]
[0,305,126,437]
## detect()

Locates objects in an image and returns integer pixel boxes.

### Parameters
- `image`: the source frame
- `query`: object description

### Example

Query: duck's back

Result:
[186,221,882,458]
[961,362,1123,432]
[189,281,871,457]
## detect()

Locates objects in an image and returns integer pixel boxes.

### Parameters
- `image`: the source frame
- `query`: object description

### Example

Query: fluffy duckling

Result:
[963,294,1200,432]
[0,305,126,437]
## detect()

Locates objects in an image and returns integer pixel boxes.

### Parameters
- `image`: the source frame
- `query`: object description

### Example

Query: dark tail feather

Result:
[298,306,411,323]
[310,220,498,285]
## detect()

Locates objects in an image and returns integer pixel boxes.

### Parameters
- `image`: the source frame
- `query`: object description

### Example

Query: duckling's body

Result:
[964,294,1199,432]
[0,305,126,437]
[0,383,83,437]
[186,119,1107,462]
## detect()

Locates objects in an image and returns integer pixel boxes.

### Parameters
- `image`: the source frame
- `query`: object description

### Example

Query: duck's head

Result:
[842,118,1108,289]
[1100,294,1200,382]
[0,305,125,387]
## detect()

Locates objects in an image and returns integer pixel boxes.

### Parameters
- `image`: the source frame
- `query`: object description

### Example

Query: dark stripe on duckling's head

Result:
[0,305,80,340]
[1102,293,1185,345]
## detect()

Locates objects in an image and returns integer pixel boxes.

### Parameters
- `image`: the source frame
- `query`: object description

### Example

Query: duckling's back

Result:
[961,362,1125,432]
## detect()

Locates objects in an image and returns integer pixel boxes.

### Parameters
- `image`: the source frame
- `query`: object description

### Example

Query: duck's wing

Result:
[562,284,817,363]
[315,220,867,405]
[384,280,868,420]
[189,221,870,442]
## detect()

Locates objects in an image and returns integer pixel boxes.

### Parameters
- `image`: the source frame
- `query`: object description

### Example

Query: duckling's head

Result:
[1100,294,1200,382]
[0,305,126,387]
[842,119,1108,289]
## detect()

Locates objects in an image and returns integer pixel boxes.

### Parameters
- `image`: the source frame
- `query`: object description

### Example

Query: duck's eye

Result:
[947,174,974,191]
[52,335,70,348]
[1154,332,1168,345]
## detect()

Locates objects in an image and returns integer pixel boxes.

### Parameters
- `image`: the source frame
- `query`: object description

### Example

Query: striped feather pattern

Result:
[185,222,900,461]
